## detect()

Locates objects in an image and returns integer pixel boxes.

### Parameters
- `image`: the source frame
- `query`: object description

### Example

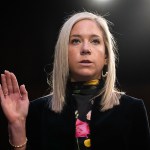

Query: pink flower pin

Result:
[76,119,90,138]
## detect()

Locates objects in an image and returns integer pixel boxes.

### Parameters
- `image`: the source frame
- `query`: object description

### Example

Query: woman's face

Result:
[68,19,107,82]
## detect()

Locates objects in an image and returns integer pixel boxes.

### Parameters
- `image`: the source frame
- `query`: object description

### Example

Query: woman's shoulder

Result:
[120,94,144,105]
[29,94,52,112]
[30,94,52,104]
[119,94,146,112]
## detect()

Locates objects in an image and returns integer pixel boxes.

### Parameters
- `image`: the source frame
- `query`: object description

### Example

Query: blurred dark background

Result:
[0,0,150,119]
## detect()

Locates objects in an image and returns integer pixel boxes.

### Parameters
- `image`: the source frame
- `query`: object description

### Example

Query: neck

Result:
[70,79,101,95]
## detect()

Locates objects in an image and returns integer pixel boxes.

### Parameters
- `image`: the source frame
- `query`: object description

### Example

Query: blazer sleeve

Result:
[130,99,150,150]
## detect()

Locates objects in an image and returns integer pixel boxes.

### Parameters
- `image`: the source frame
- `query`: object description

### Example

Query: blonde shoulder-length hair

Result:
[49,11,123,113]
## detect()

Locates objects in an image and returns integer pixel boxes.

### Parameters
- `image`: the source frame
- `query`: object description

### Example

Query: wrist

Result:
[8,120,27,147]
[9,137,27,150]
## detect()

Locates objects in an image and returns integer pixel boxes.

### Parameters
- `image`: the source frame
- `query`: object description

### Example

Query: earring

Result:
[102,70,108,78]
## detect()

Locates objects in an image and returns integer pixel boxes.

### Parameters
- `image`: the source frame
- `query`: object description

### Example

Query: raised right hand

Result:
[0,70,29,124]
[0,70,29,149]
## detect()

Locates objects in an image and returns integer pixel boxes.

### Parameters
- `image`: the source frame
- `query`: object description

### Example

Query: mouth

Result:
[79,60,92,63]
[79,60,92,66]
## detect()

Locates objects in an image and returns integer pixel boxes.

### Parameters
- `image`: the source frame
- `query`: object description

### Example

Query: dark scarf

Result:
[66,79,104,150]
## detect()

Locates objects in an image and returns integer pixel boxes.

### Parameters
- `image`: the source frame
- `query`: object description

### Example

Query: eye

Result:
[70,38,81,45]
[91,39,100,45]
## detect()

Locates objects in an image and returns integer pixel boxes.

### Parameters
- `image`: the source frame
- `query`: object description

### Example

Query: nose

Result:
[80,43,91,55]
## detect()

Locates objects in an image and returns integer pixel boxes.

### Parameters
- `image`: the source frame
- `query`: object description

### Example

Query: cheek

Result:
[68,48,80,61]
[94,53,106,69]
[68,51,77,68]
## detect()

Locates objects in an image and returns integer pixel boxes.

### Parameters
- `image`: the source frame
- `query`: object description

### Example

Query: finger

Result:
[0,84,5,101]
[20,84,28,101]
[1,74,9,96]
[10,72,20,94]
[4,70,13,94]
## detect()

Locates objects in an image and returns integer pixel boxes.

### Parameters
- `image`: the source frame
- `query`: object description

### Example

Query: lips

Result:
[80,60,92,63]
[79,60,92,66]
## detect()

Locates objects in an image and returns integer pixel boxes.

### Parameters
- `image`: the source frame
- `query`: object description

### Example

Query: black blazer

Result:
[26,94,150,150]
[0,94,150,150]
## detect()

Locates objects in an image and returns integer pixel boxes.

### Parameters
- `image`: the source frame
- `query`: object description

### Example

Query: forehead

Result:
[70,19,104,36]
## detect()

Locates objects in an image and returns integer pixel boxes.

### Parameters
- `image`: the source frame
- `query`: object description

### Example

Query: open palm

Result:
[0,70,29,124]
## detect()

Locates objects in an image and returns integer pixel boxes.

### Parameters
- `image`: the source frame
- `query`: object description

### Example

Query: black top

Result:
[25,94,150,150]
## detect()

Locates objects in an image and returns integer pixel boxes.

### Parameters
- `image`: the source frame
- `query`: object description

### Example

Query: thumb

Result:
[20,84,28,100]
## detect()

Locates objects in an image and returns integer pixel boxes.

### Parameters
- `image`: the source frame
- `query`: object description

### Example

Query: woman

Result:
[0,11,150,150]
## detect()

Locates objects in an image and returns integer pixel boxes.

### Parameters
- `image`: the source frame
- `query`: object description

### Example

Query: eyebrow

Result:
[70,34,101,38]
